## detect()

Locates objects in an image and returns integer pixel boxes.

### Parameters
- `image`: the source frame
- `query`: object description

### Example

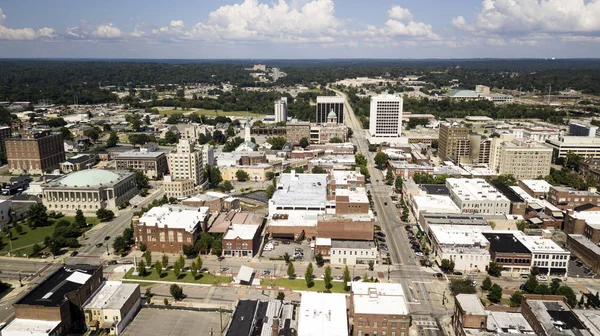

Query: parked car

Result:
[295,248,303,253]
[384,202,388,205]
[70,251,78,257]
[96,243,103,248]
[262,270,271,275]
[263,244,274,251]
[282,240,291,245]
[107,260,118,265]
[272,241,280,246]
[353,276,361,281]
[415,252,424,257]
[376,232,386,237]
[336,275,343,280]
[405,225,411,230]
[104,236,111,241]
[377,237,386,243]
[453,272,463,276]
[294,255,304,260]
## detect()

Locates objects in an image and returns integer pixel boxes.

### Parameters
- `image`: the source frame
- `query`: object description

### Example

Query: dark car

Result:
[433,273,443,278]
[384,202,388,205]
[104,236,111,241]
[353,276,361,281]
[404,225,412,230]
[282,240,291,245]
[70,251,78,257]
[377,237,386,243]
[453,271,463,276]
[107,260,118,265]
[379,244,388,249]
[96,243,103,248]
[376,232,385,237]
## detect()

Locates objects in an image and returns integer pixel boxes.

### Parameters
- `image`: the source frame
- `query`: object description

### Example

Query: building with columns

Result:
[41,169,137,215]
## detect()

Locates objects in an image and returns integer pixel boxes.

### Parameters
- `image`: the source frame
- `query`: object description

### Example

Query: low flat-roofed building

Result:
[350,282,410,336]
[521,295,587,336]
[330,240,377,266]
[308,155,356,172]
[419,213,489,235]
[60,154,97,173]
[219,163,273,182]
[209,211,265,233]
[446,178,511,215]
[486,311,534,334]
[566,234,600,275]
[389,161,434,180]
[1,318,62,336]
[328,169,365,194]
[453,294,488,334]
[429,225,493,273]
[83,281,141,335]
[115,151,168,179]
[225,299,298,336]
[494,184,527,216]
[222,224,262,257]
[134,205,210,253]
[334,188,369,215]
[317,213,374,241]
[411,194,461,218]
[268,171,329,215]
[547,186,600,211]
[267,212,318,240]
[545,136,600,159]
[298,292,348,336]
[163,176,196,199]
[482,232,532,274]
[519,179,553,199]
[182,191,240,212]
[572,310,600,335]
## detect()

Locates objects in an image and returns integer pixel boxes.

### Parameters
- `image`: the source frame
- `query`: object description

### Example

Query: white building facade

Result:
[274,97,288,123]
[330,240,378,266]
[167,139,205,185]
[446,178,511,215]
[369,94,403,139]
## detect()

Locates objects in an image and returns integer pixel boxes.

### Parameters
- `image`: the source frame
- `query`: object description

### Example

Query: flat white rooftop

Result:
[429,225,493,247]
[316,96,344,103]
[330,170,363,186]
[138,205,209,233]
[224,224,260,240]
[269,212,319,227]
[298,292,348,336]
[84,281,138,310]
[514,232,569,254]
[272,173,327,207]
[351,282,409,316]
[335,188,369,203]
[3,318,61,336]
[412,195,461,215]
[520,179,552,194]
[456,294,486,315]
[446,178,509,202]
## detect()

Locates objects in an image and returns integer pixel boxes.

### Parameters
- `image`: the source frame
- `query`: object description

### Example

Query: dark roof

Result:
[66,154,96,164]
[482,233,530,254]
[495,184,525,203]
[17,265,100,307]
[420,184,450,195]
[573,203,600,212]
[544,302,584,330]
[226,300,258,336]
[9,194,41,202]
[9,176,32,183]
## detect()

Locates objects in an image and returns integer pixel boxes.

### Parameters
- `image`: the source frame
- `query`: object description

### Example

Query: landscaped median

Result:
[260,278,347,293]
[123,267,232,285]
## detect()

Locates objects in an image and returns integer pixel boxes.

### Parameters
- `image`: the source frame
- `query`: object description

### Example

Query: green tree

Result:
[329,137,343,143]
[287,262,295,278]
[60,127,73,141]
[386,168,394,185]
[450,278,476,294]
[170,284,183,300]
[355,153,367,166]
[106,131,119,147]
[441,259,455,273]
[394,177,403,192]
[525,276,539,293]
[530,266,540,276]
[195,255,203,271]
[266,136,287,150]
[312,166,326,174]
[162,254,169,269]
[283,253,291,264]
[112,236,127,254]
[359,166,370,180]
[144,251,152,265]
[195,232,214,254]
[139,243,147,252]
[510,291,524,307]
[324,266,333,291]
[219,181,234,192]
[277,292,285,300]
[190,260,198,278]
[482,276,492,291]
[164,130,178,144]
[343,265,351,291]
[96,208,115,222]
[535,284,552,295]
[305,263,314,287]
[137,260,147,276]
[204,165,223,187]
[315,253,325,267]
[266,184,276,198]
[299,137,309,149]
[25,203,49,229]
[154,261,163,277]
[556,285,577,307]
[374,152,390,168]
[550,278,561,294]
[487,262,503,277]
[126,113,142,131]
[236,170,250,182]
[488,284,503,303]
[32,243,42,256]
[173,262,181,278]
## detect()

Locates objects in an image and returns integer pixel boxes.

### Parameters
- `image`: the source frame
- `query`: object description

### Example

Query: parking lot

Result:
[122,308,227,336]
[261,239,313,262]
[568,259,596,278]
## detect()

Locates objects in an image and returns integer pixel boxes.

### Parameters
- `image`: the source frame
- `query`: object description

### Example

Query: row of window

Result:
[332,249,376,256]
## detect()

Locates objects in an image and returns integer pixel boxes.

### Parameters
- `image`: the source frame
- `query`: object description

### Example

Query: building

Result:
[309,123,347,144]
[225,299,298,336]
[41,169,137,215]
[446,90,484,101]
[453,294,488,334]
[317,213,373,241]
[163,175,196,199]
[201,144,215,166]
[411,195,462,218]
[134,205,210,253]
[6,265,103,335]
[446,178,511,215]
[209,211,264,233]
[547,186,600,211]
[219,163,273,182]
[60,154,97,173]
[182,191,240,213]
[429,225,492,273]
[268,172,328,216]
[175,123,210,143]
[518,233,570,276]
[350,282,411,336]
[482,232,532,274]
[222,223,262,257]
[285,122,311,143]
[167,139,205,186]
[438,124,470,164]
[518,179,553,199]
[316,96,344,125]
[545,136,600,159]
[418,213,489,235]
[6,129,65,175]
[568,121,598,137]
[369,94,403,139]
[83,281,141,335]
[488,138,553,179]
[115,151,168,180]
[567,234,600,275]
[298,292,348,336]
[0,125,12,152]
[274,97,288,123]
[330,240,377,266]
[521,295,588,336]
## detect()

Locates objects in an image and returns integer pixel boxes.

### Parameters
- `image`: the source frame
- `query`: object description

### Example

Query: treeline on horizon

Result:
[1,59,600,105]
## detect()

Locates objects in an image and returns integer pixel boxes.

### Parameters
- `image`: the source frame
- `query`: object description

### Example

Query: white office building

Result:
[429,225,493,273]
[274,97,288,123]
[268,171,330,215]
[369,94,403,139]
[330,240,378,266]
[514,232,570,276]
[545,136,600,159]
[167,139,205,186]
[446,178,511,215]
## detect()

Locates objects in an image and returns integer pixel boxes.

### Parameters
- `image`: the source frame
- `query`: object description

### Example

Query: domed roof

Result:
[60,169,122,188]
[327,109,337,119]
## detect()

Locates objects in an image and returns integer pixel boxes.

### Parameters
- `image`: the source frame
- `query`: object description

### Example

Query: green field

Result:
[261,278,347,293]
[124,267,232,285]
[0,215,99,256]
[159,108,263,118]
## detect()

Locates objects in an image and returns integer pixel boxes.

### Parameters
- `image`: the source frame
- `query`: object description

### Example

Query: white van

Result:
[263,243,274,251]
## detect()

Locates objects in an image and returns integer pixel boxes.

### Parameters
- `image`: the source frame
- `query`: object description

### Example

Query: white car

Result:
[263,244,274,251]
[415,252,424,257]
[537,276,548,281]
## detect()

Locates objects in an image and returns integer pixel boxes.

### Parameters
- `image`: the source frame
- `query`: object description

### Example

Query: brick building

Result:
[115,151,168,179]
[6,129,65,175]
[0,125,11,152]
[482,232,532,274]
[182,191,240,212]
[453,294,487,335]
[285,122,310,144]
[547,186,600,211]
[350,282,411,336]
[163,176,196,199]
[134,205,210,253]
[222,224,262,257]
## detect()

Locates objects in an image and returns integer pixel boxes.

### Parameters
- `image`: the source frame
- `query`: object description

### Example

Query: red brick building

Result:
[6,129,65,175]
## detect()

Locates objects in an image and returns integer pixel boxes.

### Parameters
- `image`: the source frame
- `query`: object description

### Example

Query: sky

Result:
[1,0,600,59]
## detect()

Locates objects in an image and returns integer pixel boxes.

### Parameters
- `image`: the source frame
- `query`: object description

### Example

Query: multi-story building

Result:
[438,124,470,164]
[568,121,598,137]
[545,136,600,159]
[316,96,344,125]
[309,123,347,144]
[489,138,553,179]
[453,294,488,335]
[60,154,97,173]
[182,191,240,212]
[418,213,489,235]
[518,179,553,199]
[285,122,310,143]
[201,144,215,167]
[429,225,492,273]
[167,139,204,186]
[222,223,262,257]
[274,97,288,123]
[350,282,411,336]
[163,175,196,199]
[175,123,210,142]
[41,169,137,215]
[134,205,210,253]
[547,186,600,210]
[6,129,65,175]
[268,172,328,216]
[0,125,12,152]
[521,295,589,336]
[369,94,403,139]
[5,265,103,335]
[83,281,141,335]
[567,234,600,275]
[482,232,532,274]
[298,292,348,336]
[446,178,511,215]
[115,151,168,180]
[329,240,377,266]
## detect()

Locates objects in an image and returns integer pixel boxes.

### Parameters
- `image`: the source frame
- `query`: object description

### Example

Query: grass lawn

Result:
[0,215,99,256]
[261,278,348,293]
[159,108,263,118]
[124,268,232,285]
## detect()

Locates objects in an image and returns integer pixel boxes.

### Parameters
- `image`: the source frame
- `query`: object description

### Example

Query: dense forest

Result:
[1,59,600,104]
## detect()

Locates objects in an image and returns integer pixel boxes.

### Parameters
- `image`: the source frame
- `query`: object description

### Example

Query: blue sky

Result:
[1,0,599,59]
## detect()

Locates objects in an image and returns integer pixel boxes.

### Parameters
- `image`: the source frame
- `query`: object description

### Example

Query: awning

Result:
[528,217,543,225]
[527,202,543,211]
[552,211,564,218]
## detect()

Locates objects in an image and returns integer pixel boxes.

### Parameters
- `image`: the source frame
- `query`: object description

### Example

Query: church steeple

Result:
[244,111,251,142]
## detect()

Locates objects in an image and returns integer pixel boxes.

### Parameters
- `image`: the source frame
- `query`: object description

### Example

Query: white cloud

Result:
[388,6,413,22]
[93,24,121,38]
[67,21,125,40]
[453,0,600,35]
[0,8,55,40]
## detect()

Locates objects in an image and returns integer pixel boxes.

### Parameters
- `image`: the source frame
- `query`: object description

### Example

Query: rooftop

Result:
[224,224,260,240]
[525,298,584,335]
[46,169,133,189]
[429,225,493,247]
[298,292,348,336]
[481,232,530,254]
[331,240,376,249]
[514,232,568,254]
[412,195,461,215]
[420,184,450,195]
[330,170,364,186]
[83,281,139,310]
[572,310,600,336]
[421,214,489,226]
[115,151,165,159]
[269,212,319,227]
[446,178,509,202]
[226,300,298,336]
[2,318,61,335]
[316,96,344,103]
[351,282,409,316]
[495,184,526,203]
[456,294,486,315]
[138,205,209,233]
[520,179,553,193]
[447,89,481,98]
[335,188,369,203]
[486,311,534,334]
[271,172,327,207]
[569,234,600,255]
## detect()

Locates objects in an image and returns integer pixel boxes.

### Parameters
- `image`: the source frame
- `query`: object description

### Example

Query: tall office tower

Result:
[369,94,403,139]
[316,96,344,124]
[438,124,471,164]
[6,129,65,175]
[167,139,204,185]
[568,121,598,137]
[274,97,288,123]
